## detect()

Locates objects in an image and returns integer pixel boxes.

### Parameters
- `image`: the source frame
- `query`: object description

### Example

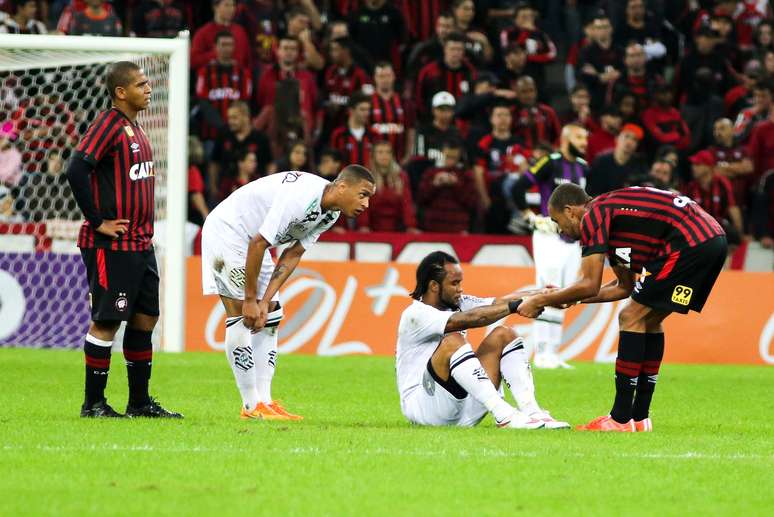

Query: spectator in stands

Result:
[454,74,518,149]
[646,158,678,192]
[763,48,774,76]
[12,149,78,222]
[190,0,251,70]
[708,117,754,211]
[0,133,21,188]
[577,13,622,109]
[322,37,372,140]
[194,31,253,144]
[724,60,762,118]
[330,92,375,167]
[641,84,691,152]
[685,150,744,247]
[187,136,209,227]
[607,42,663,108]
[750,170,774,248]
[59,0,122,36]
[208,101,271,200]
[131,0,187,38]
[413,91,462,171]
[751,20,773,63]
[415,32,477,121]
[355,141,418,233]
[613,0,667,65]
[0,0,46,34]
[498,43,529,92]
[499,2,557,99]
[734,78,773,144]
[219,148,260,200]
[255,35,318,157]
[451,0,493,65]
[473,103,527,233]
[267,139,309,175]
[321,19,373,74]
[559,84,596,130]
[348,0,406,68]
[616,90,641,124]
[283,6,325,71]
[512,76,561,149]
[748,106,774,184]
[317,147,343,181]
[417,139,478,233]
[369,61,410,162]
[587,123,647,196]
[406,12,455,84]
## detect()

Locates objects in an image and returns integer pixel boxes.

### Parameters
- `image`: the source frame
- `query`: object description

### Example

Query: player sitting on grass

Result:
[517,183,727,432]
[396,251,570,429]
[201,165,375,420]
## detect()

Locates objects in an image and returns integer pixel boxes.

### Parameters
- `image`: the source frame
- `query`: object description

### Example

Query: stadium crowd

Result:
[0,0,773,252]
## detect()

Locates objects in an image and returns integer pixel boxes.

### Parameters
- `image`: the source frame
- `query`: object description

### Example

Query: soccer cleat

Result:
[497,410,545,429]
[269,401,303,421]
[80,399,125,418]
[634,417,653,432]
[125,397,183,419]
[534,352,574,370]
[240,402,285,420]
[529,409,571,429]
[576,415,635,432]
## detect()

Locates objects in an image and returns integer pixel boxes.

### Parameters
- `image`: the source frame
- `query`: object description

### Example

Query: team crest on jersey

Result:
[124,126,135,137]
[115,292,128,312]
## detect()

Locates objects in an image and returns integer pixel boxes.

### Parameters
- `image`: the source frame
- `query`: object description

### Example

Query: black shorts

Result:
[80,248,160,321]
[631,236,727,314]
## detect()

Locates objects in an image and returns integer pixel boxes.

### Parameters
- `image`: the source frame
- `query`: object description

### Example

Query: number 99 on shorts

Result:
[671,285,693,306]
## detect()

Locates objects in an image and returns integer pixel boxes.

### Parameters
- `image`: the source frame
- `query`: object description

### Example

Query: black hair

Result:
[411,251,459,300]
[330,36,353,50]
[348,91,371,109]
[444,31,467,45]
[548,182,591,211]
[106,61,141,100]
[337,164,375,184]
[570,83,590,95]
[754,77,774,96]
[319,147,343,162]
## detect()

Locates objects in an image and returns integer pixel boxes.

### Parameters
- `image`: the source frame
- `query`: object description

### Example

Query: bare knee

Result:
[128,312,158,332]
[436,332,467,358]
[481,325,518,352]
[90,320,121,340]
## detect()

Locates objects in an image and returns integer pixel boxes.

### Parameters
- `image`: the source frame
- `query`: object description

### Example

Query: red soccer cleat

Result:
[634,417,653,432]
[576,415,636,432]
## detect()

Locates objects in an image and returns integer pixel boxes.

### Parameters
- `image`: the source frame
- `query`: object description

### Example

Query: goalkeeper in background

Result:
[66,61,181,419]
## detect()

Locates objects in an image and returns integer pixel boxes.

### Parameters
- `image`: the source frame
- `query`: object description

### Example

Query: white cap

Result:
[432,91,456,108]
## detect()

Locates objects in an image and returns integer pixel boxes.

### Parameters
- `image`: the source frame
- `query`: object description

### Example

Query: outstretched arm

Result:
[444,300,522,333]
[577,265,634,304]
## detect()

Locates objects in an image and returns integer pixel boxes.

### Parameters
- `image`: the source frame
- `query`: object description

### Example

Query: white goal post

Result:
[0,33,189,352]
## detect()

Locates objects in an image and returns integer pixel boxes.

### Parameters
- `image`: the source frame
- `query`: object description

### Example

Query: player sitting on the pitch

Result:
[201,165,375,420]
[517,183,727,432]
[396,251,570,429]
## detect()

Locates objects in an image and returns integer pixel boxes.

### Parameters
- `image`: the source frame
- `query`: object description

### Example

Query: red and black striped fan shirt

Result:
[195,62,252,139]
[370,91,408,160]
[415,59,477,118]
[330,125,375,166]
[580,186,725,271]
[73,108,155,252]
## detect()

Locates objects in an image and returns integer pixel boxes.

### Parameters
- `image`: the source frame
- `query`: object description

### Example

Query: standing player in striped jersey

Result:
[370,61,411,162]
[66,61,181,419]
[517,184,727,432]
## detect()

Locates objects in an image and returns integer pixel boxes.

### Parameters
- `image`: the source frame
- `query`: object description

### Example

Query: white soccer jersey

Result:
[395,294,495,402]
[208,171,340,251]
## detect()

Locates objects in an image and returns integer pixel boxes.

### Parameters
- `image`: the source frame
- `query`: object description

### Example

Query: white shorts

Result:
[400,363,488,427]
[200,216,280,302]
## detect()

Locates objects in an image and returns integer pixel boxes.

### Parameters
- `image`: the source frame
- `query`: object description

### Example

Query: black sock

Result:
[610,331,646,423]
[123,328,153,407]
[632,333,665,421]
[84,335,112,406]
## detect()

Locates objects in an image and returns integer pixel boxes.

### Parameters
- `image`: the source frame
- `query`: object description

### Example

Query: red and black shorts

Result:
[631,236,727,314]
[80,248,160,321]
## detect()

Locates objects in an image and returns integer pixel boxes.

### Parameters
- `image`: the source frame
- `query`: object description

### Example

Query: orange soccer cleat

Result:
[240,402,285,421]
[576,415,636,432]
[634,417,653,432]
[268,400,304,421]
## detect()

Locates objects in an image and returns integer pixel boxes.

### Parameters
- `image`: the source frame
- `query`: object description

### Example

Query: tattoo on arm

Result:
[270,264,287,281]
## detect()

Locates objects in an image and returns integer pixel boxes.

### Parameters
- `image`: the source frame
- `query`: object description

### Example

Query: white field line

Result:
[1,444,772,462]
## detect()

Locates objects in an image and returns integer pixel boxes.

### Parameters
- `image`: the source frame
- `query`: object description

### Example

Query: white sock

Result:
[251,326,277,404]
[500,337,541,414]
[533,308,563,356]
[224,316,258,410]
[449,344,515,423]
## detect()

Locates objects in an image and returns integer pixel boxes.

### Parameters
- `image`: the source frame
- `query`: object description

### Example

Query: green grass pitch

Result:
[1,348,773,516]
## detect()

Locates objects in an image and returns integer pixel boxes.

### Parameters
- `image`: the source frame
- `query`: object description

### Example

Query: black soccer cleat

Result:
[125,397,183,419]
[80,399,126,418]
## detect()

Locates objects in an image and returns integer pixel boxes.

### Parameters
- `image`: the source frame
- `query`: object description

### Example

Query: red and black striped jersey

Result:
[580,186,725,271]
[397,0,447,41]
[370,91,408,160]
[511,103,562,149]
[195,62,252,140]
[415,60,477,118]
[330,125,375,166]
[324,64,372,108]
[73,108,156,251]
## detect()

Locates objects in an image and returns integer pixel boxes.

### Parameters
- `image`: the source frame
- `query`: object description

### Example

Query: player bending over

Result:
[517,183,726,432]
[396,251,570,429]
[201,166,375,420]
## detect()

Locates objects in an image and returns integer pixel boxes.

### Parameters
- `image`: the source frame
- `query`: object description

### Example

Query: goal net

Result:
[0,34,189,351]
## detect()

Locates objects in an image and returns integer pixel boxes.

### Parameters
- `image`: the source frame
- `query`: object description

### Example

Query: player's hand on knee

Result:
[95,219,130,239]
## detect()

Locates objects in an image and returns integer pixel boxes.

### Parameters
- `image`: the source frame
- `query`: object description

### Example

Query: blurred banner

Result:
[186,258,774,365]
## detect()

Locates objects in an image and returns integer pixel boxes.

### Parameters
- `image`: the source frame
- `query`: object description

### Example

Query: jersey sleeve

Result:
[73,111,123,166]
[399,303,453,345]
[298,211,341,250]
[580,204,611,256]
[458,294,495,311]
[257,191,293,246]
